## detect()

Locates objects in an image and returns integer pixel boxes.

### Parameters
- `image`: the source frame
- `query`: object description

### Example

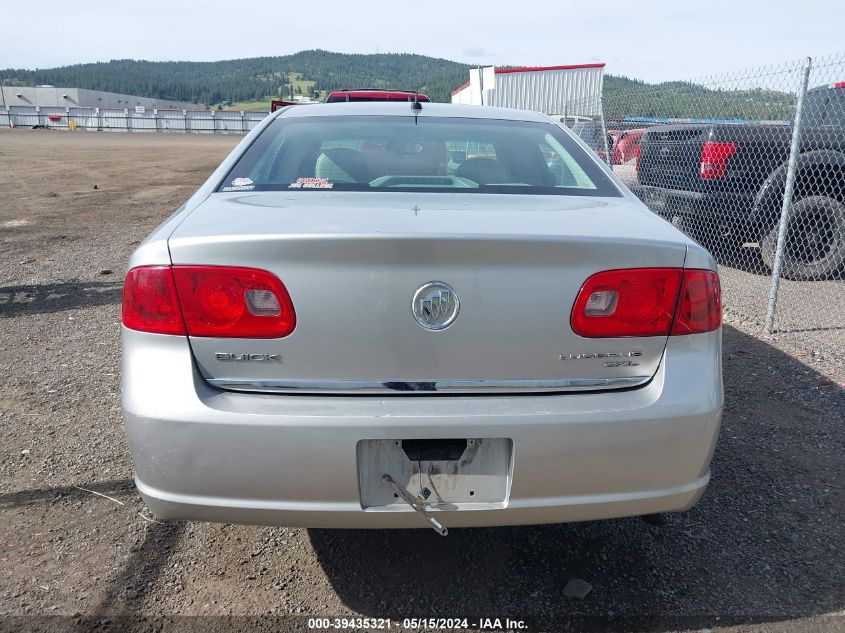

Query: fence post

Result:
[764,57,812,334]
[599,87,611,165]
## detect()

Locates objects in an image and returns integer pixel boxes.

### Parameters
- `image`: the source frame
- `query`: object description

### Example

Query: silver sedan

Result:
[121,102,723,535]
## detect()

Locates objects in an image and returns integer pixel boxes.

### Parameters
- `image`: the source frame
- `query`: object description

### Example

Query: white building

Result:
[0,86,199,110]
[450,63,605,118]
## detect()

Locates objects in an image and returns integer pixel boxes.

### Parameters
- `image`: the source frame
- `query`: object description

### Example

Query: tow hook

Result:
[381,474,448,536]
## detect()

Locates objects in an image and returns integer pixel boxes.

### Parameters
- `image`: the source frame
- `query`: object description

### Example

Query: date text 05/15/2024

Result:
[307,617,528,630]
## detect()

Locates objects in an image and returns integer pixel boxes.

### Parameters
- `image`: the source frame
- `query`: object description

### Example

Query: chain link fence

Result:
[0,106,268,134]
[594,53,845,365]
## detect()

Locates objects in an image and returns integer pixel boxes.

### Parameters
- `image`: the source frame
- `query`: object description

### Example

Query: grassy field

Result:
[287,72,320,98]
[225,73,326,111]
[224,97,277,112]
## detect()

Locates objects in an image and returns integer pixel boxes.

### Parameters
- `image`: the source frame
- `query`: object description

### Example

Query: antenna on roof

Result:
[411,89,422,111]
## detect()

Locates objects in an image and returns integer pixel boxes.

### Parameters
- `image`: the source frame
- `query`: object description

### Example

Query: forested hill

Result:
[1,50,796,119]
[0,50,471,104]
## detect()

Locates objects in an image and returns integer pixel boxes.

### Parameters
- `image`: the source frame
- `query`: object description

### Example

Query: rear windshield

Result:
[218,115,620,196]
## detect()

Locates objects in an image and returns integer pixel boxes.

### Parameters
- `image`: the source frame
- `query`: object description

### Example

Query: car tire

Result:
[760,195,845,280]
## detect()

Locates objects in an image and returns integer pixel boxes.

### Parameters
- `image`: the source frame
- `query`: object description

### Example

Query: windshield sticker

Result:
[289,177,333,189]
[221,177,255,192]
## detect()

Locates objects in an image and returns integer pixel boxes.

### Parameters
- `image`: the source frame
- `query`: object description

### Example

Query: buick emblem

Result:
[412,282,460,331]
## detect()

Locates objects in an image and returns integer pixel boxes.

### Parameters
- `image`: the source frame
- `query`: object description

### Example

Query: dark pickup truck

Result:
[635,82,845,279]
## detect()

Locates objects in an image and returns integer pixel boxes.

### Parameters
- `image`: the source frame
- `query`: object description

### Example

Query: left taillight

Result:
[172,266,296,338]
[122,265,296,338]
[699,141,737,179]
[122,266,186,335]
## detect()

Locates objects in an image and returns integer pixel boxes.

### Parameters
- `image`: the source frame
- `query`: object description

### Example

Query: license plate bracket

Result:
[357,438,513,510]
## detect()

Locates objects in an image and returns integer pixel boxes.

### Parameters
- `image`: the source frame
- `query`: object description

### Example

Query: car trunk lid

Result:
[168,192,687,394]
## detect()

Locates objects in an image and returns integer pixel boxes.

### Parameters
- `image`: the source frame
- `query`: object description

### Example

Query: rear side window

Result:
[219,115,620,196]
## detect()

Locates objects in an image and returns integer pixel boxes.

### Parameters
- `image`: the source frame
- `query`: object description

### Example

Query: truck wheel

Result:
[760,195,845,280]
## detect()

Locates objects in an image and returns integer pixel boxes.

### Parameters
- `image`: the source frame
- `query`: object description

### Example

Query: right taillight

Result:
[571,268,683,338]
[671,269,721,335]
[571,268,721,338]
[122,265,296,338]
[634,144,642,173]
[699,141,736,179]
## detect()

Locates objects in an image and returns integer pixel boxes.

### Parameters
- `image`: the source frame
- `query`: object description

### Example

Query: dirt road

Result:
[1,130,843,632]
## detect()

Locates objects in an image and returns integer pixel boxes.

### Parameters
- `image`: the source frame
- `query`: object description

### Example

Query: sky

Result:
[2,0,842,83]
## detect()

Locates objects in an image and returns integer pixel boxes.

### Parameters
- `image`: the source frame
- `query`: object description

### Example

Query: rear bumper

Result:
[634,185,755,222]
[135,475,710,529]
[122,328,723,529]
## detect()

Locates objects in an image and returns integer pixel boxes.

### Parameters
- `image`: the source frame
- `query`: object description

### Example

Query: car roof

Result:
[277,101,554,123]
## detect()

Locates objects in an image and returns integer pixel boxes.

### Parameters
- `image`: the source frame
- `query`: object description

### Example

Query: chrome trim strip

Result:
[206,376,652,395]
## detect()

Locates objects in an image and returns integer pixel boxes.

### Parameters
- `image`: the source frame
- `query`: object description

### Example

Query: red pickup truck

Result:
[325,89,431,103]
[611,128,646,165]
[272,90,431,111]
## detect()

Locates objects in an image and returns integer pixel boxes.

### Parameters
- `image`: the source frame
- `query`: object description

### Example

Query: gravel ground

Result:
[1,130,843,633]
